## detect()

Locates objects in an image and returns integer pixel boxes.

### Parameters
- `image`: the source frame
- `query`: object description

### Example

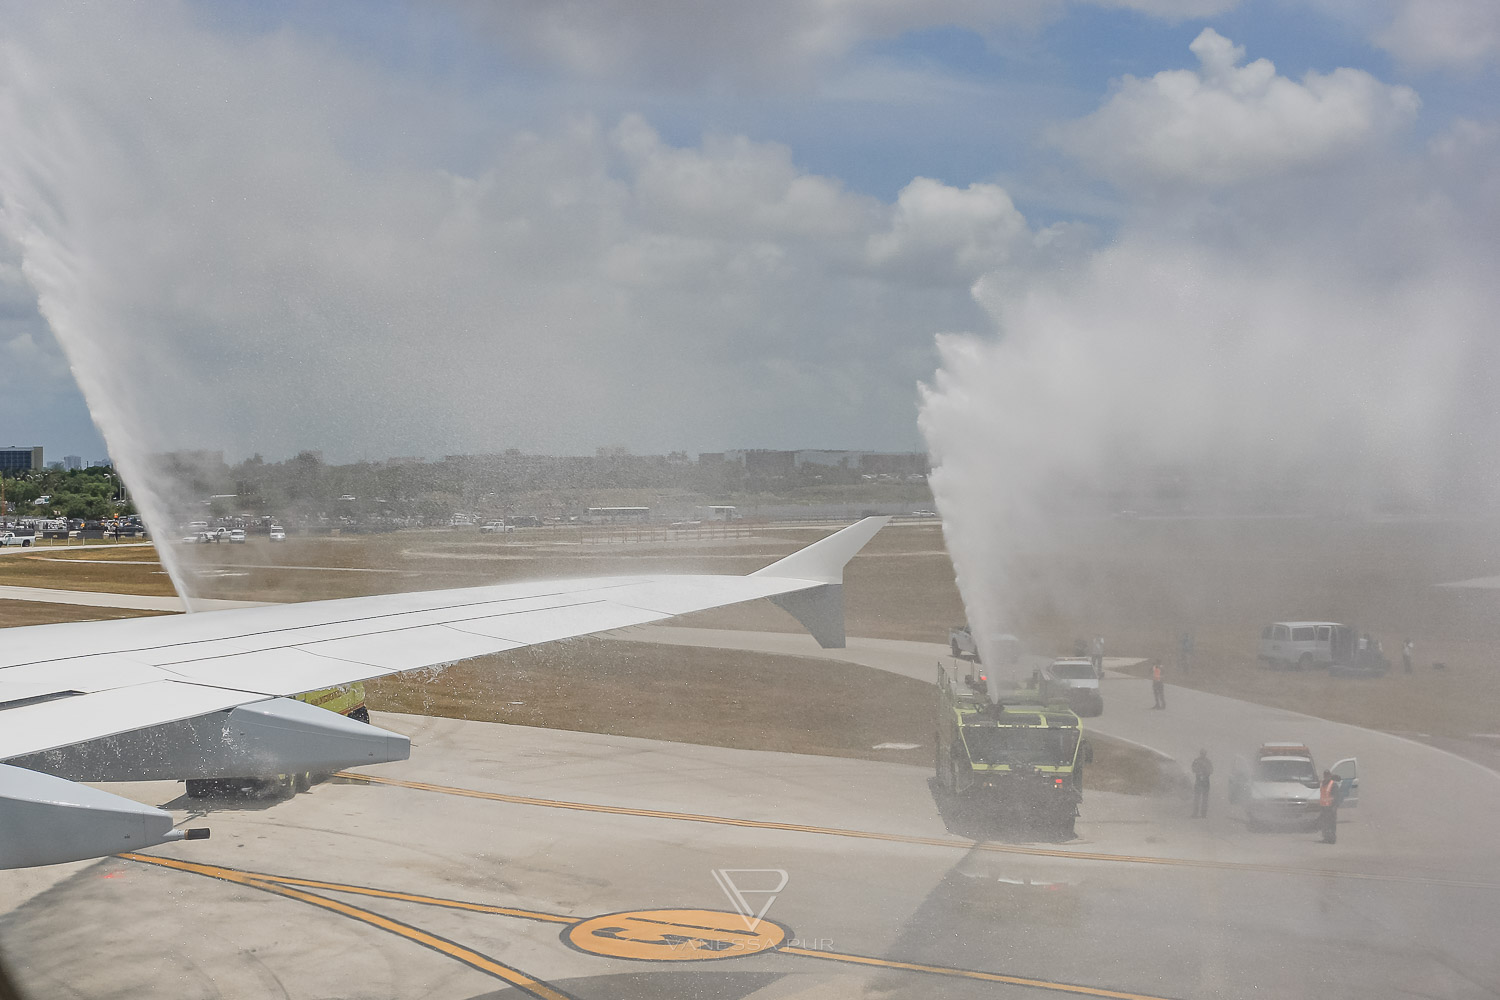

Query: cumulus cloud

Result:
[865,178,1089,285]
[1373,0,1500,71]
[444,0,1266,89]
[0,1,1083,482]
[443,0,1056,88]
[1086,0,1240,18]
[1049,29,1420,187]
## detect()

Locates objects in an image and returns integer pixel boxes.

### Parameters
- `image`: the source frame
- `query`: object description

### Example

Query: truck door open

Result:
[1331,757,1358,807]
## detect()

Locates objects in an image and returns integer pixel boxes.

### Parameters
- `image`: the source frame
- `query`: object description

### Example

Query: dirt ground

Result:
[0,599,169,628]
[0,543,177,596]
[8,515,1500,745]
[365,637,1167,795]
[0,592,1163,795]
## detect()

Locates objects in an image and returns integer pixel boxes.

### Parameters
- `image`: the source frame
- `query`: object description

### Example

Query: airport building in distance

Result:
[0,446,43,473]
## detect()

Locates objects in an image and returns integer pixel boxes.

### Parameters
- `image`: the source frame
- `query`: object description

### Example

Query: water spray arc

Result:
[0,201,197,609]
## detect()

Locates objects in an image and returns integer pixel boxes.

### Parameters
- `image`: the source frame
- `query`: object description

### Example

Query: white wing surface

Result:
[0,517,888,867]
[0,517,889,763]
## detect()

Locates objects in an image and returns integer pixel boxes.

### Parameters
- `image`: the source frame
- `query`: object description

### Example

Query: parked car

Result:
[1229,743,1358,831]
[479,520,513,533]
[228,529,247,543]
[1040,658,1104,716]
[268,525,287,542]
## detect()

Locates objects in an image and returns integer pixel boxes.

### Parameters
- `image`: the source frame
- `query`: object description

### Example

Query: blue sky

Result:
[0,0,1495,464]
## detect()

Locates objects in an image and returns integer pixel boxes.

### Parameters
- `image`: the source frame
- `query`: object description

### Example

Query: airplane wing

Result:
[0,517,888,868]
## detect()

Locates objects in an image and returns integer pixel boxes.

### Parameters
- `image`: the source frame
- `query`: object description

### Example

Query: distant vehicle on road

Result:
[949,625,1020,665]
[1258,622,1342,669]
[0,531,34,547]
[479,520,513,534]
[268,525,286,542]
[1258,621,1389,674]
[1229,743,1358,831]
[1040,658,1104,716]
[228,529,247,543]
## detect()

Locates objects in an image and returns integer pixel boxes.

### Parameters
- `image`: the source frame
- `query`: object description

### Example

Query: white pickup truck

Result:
[0,531,35,548]
[1229,743,1358,830]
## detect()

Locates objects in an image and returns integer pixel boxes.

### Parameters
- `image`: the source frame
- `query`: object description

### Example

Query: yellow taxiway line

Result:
[337,771,1500,892]
[123,853,1179,1000]
[122,854,579,1000]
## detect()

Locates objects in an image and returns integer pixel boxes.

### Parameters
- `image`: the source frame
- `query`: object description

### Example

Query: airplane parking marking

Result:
[338,771,1500,891]
[562,908,790,962]
[122,854,1179,999]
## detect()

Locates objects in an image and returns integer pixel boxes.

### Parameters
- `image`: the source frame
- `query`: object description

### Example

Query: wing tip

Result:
[750,515,890,586]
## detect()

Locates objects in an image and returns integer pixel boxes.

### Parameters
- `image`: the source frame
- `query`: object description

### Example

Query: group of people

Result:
[1080,630,1370,844]
[1088,632,1352,841]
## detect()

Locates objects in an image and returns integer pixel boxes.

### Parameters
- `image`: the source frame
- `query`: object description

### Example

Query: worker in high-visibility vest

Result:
[1319,770,1339,843]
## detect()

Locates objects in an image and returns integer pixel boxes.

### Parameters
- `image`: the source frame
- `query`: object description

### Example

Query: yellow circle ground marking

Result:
[563,908,790,963]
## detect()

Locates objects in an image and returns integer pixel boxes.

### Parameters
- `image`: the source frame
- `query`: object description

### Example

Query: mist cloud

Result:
[921,32,1499,666]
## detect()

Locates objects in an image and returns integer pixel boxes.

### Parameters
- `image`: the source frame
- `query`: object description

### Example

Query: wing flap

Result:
[0,680,266,762]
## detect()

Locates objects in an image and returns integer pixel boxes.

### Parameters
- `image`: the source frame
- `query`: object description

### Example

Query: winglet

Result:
[750,516,890,585]
[751,517,889,648]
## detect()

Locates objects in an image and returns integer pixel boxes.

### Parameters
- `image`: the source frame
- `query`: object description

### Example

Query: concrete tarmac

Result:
[4,697,1500,999]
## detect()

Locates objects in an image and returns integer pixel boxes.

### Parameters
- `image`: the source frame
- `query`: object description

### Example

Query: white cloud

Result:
[443,0,1058,88]
[1085,0,1239,18]
[1049,28,1420,187]
[613,115,873,241]
[866,177,1089,284]
[0,2,1066,478]
[1373,0,1500,71]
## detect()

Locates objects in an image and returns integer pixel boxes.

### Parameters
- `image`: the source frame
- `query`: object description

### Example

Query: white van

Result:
[1258,621,1346,670]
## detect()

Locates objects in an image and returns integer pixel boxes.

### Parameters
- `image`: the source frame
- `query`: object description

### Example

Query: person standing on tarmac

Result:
[1151,661,1166,709]
[1319,769,1339,843]
[1091,635,1105,677]
[1191,749,1213,818]
[1403,638,1414,674]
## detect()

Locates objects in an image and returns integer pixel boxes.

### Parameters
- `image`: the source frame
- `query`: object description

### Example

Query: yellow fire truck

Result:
[184,683,368,798]
[935,666,1089,837]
